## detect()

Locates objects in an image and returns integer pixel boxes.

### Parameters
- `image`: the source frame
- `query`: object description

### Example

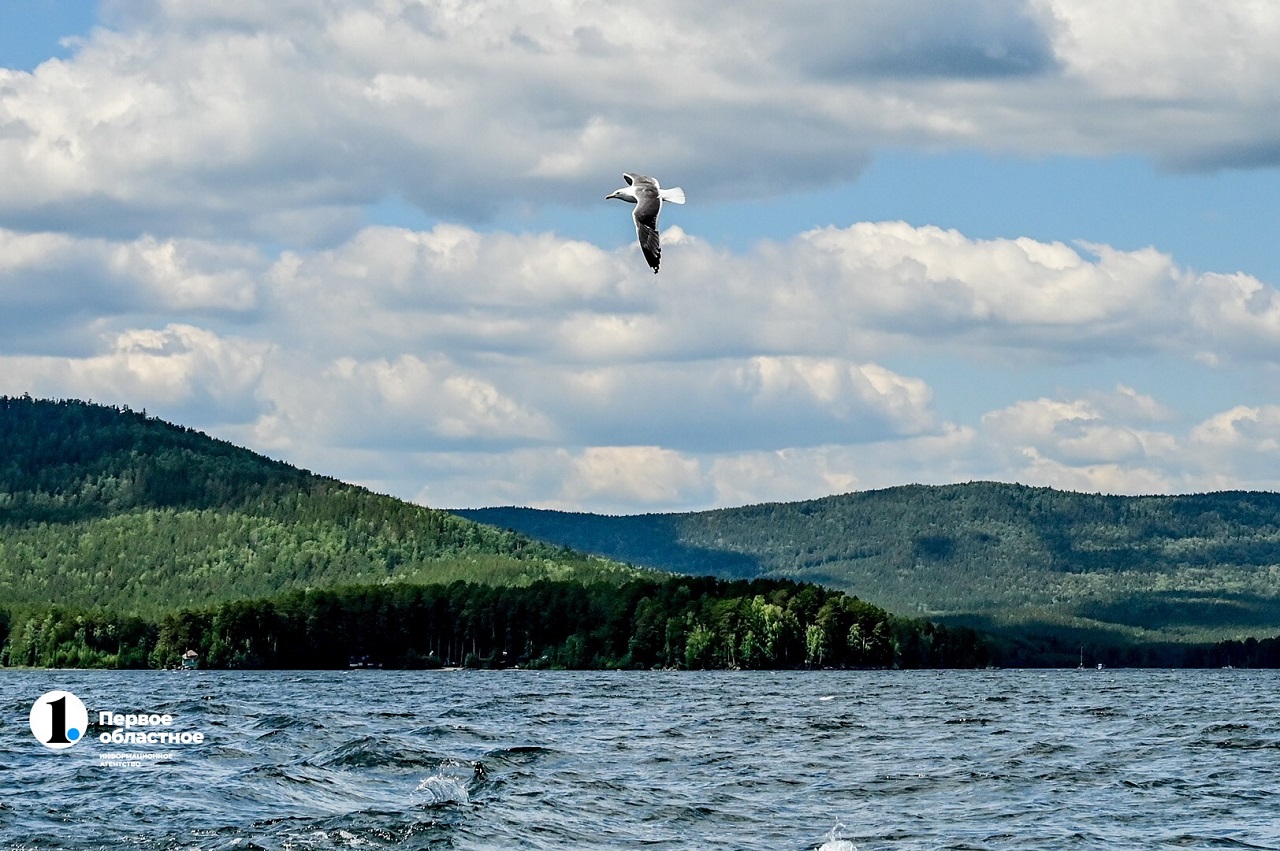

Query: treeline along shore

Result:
[1,576,990,671]
[5,575,1279,671]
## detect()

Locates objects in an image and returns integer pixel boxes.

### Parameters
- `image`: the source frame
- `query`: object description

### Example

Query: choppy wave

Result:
[413,759,482,806]
[3,669,1279,850]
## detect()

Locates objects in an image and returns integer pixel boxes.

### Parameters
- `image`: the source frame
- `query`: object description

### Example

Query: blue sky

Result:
[4,1,1280,512]
[0,1,95,71]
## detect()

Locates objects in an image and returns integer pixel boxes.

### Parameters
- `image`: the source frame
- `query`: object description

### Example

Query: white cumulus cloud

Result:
[5,1,1280,243]
[0,324,270,424]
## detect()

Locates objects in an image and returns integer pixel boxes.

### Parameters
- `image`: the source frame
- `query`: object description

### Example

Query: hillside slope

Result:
[0,397,636,614]
[455,483,1280,642]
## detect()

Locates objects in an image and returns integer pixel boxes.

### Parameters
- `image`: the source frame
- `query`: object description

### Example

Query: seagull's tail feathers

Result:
[659,187,685,204]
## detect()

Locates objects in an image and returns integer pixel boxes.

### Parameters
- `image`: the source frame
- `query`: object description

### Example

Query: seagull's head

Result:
[606,186,637,203]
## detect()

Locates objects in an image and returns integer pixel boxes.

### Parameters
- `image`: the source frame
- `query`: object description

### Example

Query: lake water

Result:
[2,669,1278,850]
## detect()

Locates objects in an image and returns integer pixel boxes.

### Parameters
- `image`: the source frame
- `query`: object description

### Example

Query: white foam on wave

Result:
[415,773,469,805]
[413,763,473,806]
[817,819,857,851]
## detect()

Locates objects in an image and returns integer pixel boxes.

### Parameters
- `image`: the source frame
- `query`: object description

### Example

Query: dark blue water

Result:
[2,670,1278,850]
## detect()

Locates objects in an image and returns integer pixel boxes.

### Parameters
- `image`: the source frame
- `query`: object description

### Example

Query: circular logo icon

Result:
[30,690,89,750]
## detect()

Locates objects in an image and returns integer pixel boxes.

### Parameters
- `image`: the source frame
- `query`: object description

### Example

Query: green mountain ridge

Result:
[6,395,1280,667]
[0,396,638,616]
[0,397,990,672]
[454,484,1280,643]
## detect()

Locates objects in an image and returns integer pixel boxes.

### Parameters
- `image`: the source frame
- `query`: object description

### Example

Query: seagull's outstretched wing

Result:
[630,177,663,273]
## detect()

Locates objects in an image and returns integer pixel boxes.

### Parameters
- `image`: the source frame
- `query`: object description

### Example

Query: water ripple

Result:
[3,670,1279,850]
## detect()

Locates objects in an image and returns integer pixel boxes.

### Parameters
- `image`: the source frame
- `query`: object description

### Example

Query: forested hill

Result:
[1,395,316,522]
[0,397,636,615]
[455,484,1280,643]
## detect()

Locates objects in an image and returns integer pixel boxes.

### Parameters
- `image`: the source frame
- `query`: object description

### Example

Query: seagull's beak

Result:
[605,192,618,200]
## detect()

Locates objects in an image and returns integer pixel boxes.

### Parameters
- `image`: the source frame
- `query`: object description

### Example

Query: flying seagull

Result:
[606,173,685,273]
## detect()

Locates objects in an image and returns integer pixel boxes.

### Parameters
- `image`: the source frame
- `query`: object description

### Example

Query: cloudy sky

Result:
[4,1,1280,513]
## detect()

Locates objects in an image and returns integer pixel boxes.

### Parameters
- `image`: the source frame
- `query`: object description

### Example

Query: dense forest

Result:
[4,576,1275,671]
[0,396,638,615]
[0,576,993,671]
[458,485,1280,643]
